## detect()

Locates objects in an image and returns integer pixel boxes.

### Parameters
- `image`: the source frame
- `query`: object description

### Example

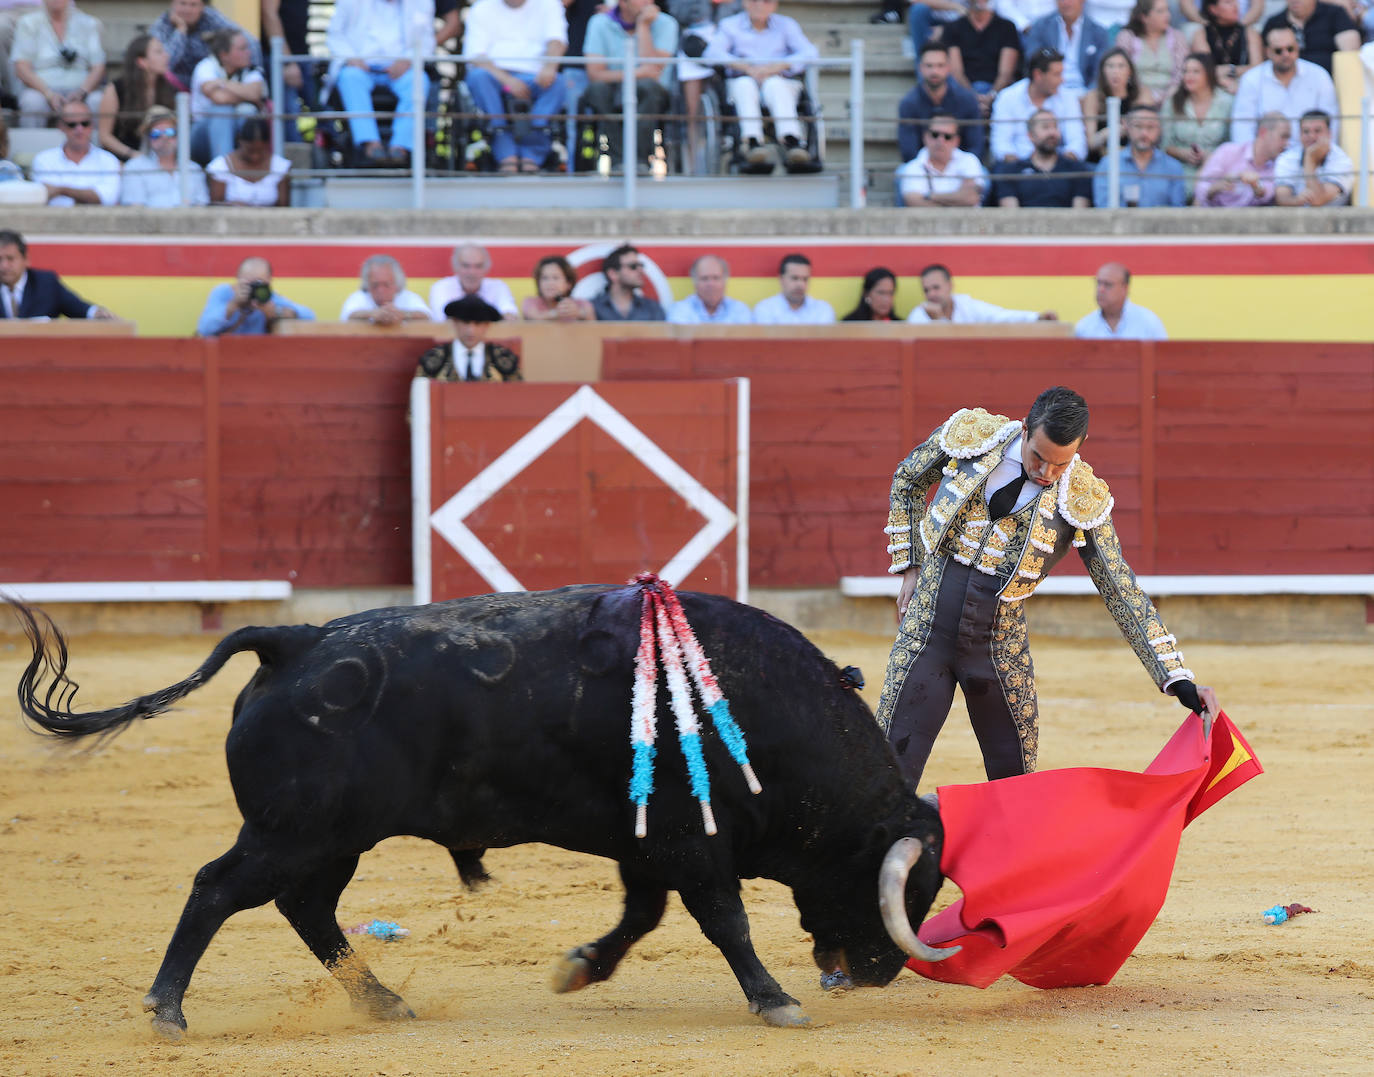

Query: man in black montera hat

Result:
[416,294,523,382]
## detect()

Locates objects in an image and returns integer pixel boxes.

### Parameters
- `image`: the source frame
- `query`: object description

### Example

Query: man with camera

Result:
[196,255,315,336]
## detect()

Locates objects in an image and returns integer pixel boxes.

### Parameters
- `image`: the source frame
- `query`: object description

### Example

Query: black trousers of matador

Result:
[885,557,1035,788]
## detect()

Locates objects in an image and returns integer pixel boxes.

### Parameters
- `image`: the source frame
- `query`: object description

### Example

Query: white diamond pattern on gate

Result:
[428,385,738,594]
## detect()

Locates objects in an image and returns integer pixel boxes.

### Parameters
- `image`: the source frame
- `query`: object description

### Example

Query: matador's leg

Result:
[887,640,959,789]
[961,605,1039,781]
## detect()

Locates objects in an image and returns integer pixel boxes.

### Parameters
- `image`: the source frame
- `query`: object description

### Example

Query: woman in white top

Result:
[206,116,291,206]
[120,105,210,207]
[190,27,266,166]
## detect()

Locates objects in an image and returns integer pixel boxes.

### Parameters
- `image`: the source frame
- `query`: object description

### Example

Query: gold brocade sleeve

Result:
[1079,516,1194,692]
[886,425,948,574]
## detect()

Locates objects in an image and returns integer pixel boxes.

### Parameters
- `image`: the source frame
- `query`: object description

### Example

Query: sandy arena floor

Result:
[1,623,1371,1077]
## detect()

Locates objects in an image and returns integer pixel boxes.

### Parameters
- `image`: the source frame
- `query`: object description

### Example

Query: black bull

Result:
[11,584,955,1037]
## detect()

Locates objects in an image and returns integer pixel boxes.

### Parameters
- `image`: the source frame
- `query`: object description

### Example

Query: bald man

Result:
[1073,262,1167,341]
[196,255,315,336]
[427,243,519,321]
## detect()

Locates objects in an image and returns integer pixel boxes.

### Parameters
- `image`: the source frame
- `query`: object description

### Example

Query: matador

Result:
[876,386,1219,788]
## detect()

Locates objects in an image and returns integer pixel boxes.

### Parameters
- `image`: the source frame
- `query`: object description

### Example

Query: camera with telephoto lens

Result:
[248,280,273,304]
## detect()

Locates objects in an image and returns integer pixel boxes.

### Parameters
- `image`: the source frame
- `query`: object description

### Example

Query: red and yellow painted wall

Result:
[27,234,1374,341]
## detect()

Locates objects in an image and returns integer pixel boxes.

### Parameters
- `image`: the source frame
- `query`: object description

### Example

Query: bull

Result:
[10,583,955,1038]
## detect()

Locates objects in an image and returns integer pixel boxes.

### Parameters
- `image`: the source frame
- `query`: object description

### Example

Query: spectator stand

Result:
[268,39,857,210]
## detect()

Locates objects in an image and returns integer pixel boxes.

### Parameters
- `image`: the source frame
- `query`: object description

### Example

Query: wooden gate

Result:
[411,379,748,603]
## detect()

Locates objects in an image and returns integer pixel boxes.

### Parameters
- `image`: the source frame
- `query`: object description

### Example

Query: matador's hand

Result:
[896,569,917,621]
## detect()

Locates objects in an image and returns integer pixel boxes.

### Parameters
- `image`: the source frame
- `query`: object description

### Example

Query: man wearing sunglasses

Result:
[592,244,665,321]
[27,99,121,205]
[895,113,989,207]
[1229,24,1337,143]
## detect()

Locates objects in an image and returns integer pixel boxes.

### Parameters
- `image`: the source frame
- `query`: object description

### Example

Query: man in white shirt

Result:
[666,254,753,324]
[895,113,989,207]
[907,263,1057,323]
[990,47,1088,161]
[463,0,568,171]
[326,0,436,165]
[752,252,836,325]
[1273,108,1352,206]
[1229,24,1338,143]
[28,100,120,206]
[1074,262,1168,340]
[427,243,519,321]
[340,254,433,324]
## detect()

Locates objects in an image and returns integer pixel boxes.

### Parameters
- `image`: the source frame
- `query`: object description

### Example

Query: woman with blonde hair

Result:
[120,105,210,207]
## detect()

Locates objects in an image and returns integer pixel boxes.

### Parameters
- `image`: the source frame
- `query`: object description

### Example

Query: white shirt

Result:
[190,55,267,119]
[206,153,291,206]
[427,275,519,320]
[1,272,26,318]
[12,6,104,93]
[453,341,487,379]
[907,293,1039,324]
[119,154,210,207]
[1056,16,1087,95]
[1075,298,1168,340]
[1273,142,1354,201]
[340,287,431,319]
[463,0,569,76]
[1085,0,1134,28]
[996,0,1058,32]
[29,145,121,207]
[990,79,1089,161]
[896,148,988,202]
[326,0,437,79]
[751,293,836,325]
[1229,60,1339,144]
[984,434,1042,515]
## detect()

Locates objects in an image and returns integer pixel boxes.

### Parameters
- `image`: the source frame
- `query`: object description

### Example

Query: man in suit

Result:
[1024,0,1109,98]
[0,229,114,319]
[416,295,522,381]
[876,386,1219,790]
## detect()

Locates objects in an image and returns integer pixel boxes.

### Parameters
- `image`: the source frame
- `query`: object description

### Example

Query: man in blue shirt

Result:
[582,0,679,170]
[667,254,753,324]
[897,41,986,163]
[196,256,315,336]
[1092,105,1185,208]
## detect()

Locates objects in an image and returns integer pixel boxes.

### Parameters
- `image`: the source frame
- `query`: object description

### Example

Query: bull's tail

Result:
[6,598,320,743]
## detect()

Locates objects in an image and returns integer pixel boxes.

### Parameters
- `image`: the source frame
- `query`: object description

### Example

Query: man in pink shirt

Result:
[1193,110,1290,207]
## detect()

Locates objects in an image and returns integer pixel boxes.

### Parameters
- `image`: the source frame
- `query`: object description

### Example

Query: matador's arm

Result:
[886,423,949,575]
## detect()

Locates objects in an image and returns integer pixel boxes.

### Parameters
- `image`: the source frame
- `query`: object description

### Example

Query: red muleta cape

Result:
[907,711,1262,989]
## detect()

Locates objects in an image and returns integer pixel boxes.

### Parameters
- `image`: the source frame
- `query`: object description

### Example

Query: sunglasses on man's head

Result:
[149,126,176,139]
[61,118,92,128]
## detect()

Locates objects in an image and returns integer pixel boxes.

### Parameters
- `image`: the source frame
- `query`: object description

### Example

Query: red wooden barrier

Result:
[602,338,1374,584]
[2,336,1370,592]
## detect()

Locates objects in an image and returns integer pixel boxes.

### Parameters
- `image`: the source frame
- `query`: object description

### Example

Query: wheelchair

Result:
[705,64,825,176]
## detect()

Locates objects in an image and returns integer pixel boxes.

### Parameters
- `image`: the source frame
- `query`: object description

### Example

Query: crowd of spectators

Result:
[4,228,1175,346]
[0,0,1371,206]
[895,0,1371,207]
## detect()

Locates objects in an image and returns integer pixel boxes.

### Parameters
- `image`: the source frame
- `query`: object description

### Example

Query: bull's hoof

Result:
[550,946,598,994]
[755,1002,811,1028]
[356,989,416,1021]
[143,993,187,1041]
[819,970,853,991]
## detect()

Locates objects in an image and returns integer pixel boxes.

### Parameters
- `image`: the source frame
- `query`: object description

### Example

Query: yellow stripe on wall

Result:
[65,273,1374,342]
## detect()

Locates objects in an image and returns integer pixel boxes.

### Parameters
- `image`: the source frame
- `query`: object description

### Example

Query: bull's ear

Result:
[576,628,627,677]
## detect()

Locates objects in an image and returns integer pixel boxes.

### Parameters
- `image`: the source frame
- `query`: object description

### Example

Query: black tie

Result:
[987,469,1029,519]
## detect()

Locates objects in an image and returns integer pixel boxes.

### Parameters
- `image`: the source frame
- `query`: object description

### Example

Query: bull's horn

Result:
[878,836,961,963]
